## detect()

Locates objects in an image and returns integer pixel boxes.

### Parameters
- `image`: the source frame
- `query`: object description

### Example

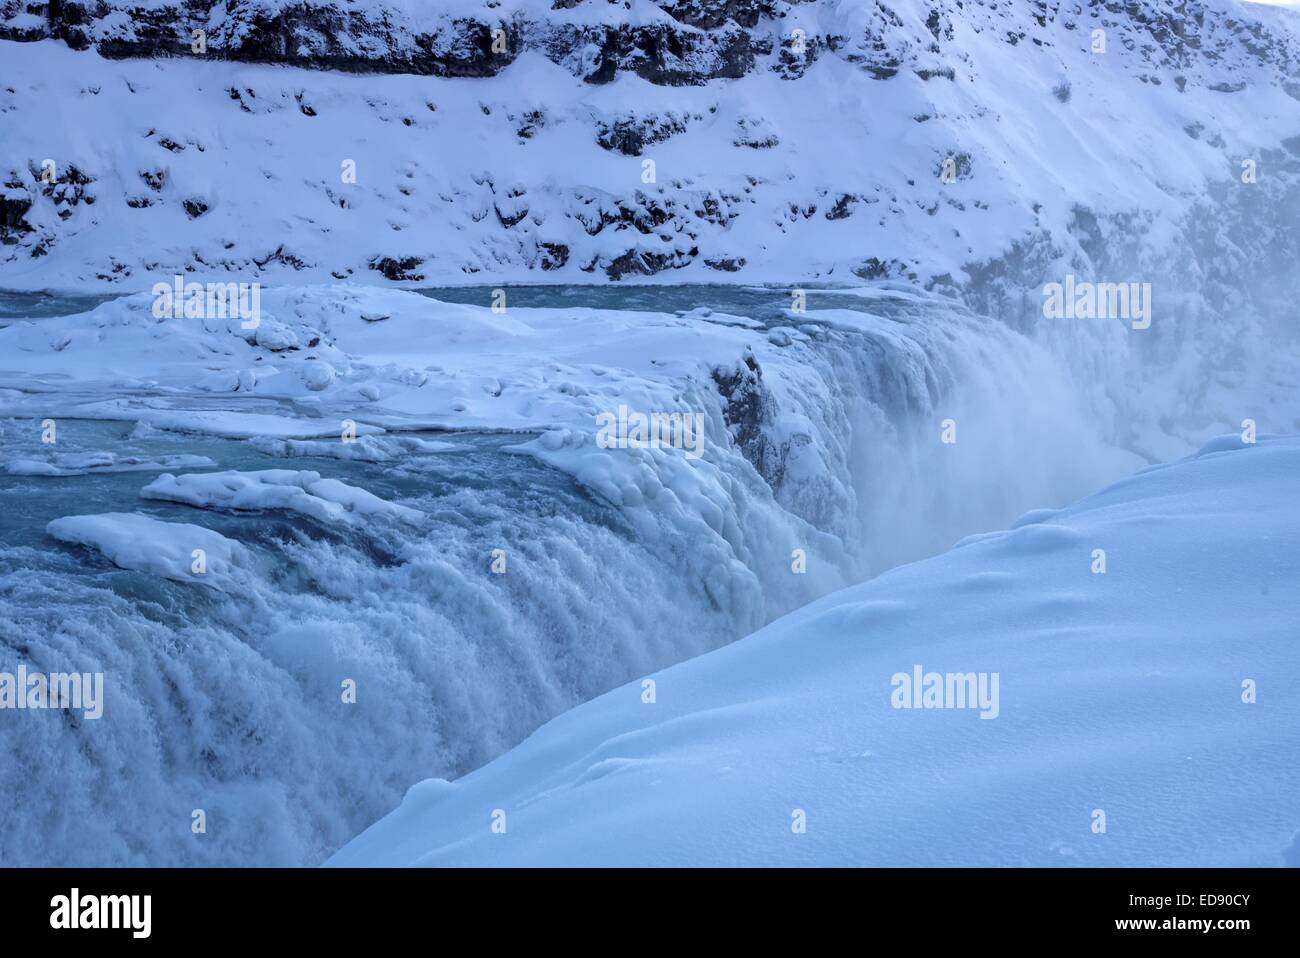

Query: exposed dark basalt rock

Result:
[140,168,166,191]
[692,192,742,229]
[550,21,756,85]
[538,241,569,270]
[571,190,687,239]
[599,246,696,280]
[596,113,691,156]
[0,190,33,243]
[852,256,918,283]
[0,162,97,248]
[493,188,530,227]
[2,0,1295,92]
[711,350,784,487]
[369,254,424,281]
[254,244,309,270]
[936,151,973,182]
[210,13,517,77]
[513,109,545,139]
[0,158,95,255]
[4,1,756,84]
[824,193,859,220]
[656,0,773,31]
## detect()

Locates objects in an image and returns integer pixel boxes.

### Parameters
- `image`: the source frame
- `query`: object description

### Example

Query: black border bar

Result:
[0,866,1287,943]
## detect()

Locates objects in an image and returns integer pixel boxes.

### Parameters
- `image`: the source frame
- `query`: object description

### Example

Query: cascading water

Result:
[0,415,846,865]
[0,283,1288,866]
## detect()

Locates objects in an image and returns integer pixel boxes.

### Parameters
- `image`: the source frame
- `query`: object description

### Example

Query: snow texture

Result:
[0,0,1296,322]
[332,434,1300,867]
[46,511,249,590]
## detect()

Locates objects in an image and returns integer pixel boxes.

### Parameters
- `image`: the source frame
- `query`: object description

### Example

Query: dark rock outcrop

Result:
[369,255,425,281]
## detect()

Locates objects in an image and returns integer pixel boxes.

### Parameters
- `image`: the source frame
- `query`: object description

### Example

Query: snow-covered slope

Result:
[1,0,1297,324]
[330,432,1300,867]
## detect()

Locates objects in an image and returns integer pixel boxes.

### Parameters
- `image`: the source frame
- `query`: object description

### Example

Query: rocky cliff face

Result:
[0,0,1297,301]
[5,1,1297,86]
[3,0,776,80]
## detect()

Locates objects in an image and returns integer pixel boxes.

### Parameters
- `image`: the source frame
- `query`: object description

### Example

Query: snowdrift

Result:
[331,433,1300,866]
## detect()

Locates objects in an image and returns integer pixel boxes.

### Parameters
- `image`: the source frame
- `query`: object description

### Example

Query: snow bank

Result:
[331,434,1300,867]
[46,512,248,590]
[140,469,424,525]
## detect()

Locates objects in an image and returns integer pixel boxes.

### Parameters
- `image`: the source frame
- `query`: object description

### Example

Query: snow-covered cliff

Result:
[1,0,1296,313]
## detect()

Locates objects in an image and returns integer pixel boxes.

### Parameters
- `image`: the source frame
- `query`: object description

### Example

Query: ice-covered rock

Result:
[46,512,248,589]
[140,469,424,526]
[4,452,216,476]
